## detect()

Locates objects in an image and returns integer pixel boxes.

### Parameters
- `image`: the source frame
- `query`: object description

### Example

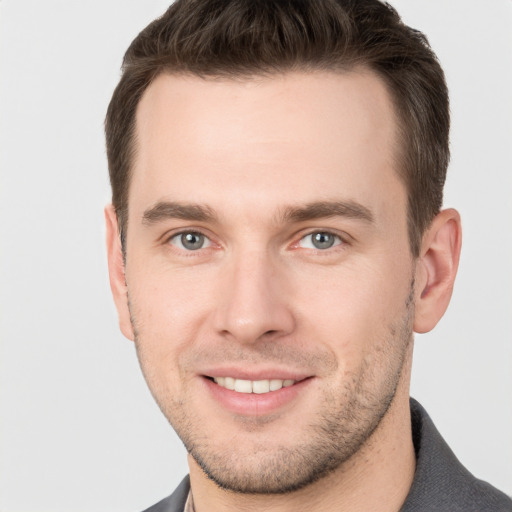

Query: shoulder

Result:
[402,399,512,511]
[141,475,190,512]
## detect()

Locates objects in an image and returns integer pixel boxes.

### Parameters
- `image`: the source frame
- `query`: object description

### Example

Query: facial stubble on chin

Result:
[129,279,415,495]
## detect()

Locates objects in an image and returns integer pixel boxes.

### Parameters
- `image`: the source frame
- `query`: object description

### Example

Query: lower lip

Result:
[203,377,312,416]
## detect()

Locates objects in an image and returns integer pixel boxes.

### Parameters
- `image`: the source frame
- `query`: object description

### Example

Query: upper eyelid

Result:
[301,228,342,237]
[295,228,350,243]
[168,230,209,240]
[301,231,342,240]
[161,227,214,243]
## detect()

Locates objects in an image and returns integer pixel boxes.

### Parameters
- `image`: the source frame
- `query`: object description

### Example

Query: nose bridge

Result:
[214,246,294,343]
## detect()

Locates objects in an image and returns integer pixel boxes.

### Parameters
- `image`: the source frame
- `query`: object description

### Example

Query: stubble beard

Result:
[131,281,415,495]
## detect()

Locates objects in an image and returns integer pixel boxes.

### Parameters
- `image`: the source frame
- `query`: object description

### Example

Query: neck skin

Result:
[188,344,416,512]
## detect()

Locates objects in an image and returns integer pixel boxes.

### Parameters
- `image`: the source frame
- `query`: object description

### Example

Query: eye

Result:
[298,231,342,250]
[169,231,211,251]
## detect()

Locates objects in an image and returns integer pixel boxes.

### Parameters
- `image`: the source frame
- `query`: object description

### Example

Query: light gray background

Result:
[1,1,511,510]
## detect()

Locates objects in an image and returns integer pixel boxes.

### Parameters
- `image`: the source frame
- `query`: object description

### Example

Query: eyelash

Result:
[296,231,344,250]
[166,230,213,252]
[164,228,348,255]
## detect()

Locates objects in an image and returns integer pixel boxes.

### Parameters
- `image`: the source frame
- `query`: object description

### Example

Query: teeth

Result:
[269,379,283,391]
[252,380,270,394]
[224,377,235,390]
[213,377,297,394]
[234,379,252,393]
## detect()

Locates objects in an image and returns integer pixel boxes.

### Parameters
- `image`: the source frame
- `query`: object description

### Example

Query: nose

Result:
[213,250,296,344]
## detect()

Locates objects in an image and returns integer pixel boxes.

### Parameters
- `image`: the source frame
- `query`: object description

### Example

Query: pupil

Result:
[182,232,203,250]
[313,232,334,249]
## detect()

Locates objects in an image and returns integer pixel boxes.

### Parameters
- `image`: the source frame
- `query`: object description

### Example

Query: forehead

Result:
[130,70,403,223]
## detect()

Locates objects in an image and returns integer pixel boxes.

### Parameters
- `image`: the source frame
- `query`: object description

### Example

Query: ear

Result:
[105,204,135,341]
[413,208,462,334]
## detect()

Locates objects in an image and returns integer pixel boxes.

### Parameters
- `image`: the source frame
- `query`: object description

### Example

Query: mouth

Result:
[202,373,312,416]
[210,376,297,394]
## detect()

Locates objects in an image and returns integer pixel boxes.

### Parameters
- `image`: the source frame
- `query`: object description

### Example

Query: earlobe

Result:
[413,209,462,334]
[105,205,135,341]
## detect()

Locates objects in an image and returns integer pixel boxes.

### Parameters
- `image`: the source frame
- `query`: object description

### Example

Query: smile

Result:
[213,377,296,394]
[204,374,312,415]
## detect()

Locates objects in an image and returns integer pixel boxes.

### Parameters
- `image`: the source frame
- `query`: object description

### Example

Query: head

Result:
[105,0,461,498]
[106,0,450,258]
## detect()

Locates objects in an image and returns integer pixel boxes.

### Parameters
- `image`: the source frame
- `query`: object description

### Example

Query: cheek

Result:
[127,264,217,364]
[293,260,411,359]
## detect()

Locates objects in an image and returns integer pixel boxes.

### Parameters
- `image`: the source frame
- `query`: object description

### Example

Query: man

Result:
[104,0,512,510]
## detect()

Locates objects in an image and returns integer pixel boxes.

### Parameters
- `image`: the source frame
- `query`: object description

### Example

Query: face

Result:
[119,70,416,493]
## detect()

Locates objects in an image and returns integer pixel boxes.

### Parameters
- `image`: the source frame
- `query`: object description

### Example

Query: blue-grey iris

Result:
[312,232,336,249]
[181,232,205,250]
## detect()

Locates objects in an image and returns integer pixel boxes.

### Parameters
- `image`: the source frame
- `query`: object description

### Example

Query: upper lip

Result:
[200,367,312,381]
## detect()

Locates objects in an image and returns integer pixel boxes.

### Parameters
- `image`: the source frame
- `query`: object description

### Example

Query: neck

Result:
[189,351,415,512]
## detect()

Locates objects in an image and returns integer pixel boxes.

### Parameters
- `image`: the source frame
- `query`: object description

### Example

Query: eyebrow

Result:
[279,200,374,224]
[141,199,374,226]
[142,201,217,225]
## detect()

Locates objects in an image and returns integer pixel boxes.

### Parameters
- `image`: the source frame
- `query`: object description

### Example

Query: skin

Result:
[106,70,461,511]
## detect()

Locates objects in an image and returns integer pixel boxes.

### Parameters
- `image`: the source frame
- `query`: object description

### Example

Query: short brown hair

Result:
[105,0,449,257]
